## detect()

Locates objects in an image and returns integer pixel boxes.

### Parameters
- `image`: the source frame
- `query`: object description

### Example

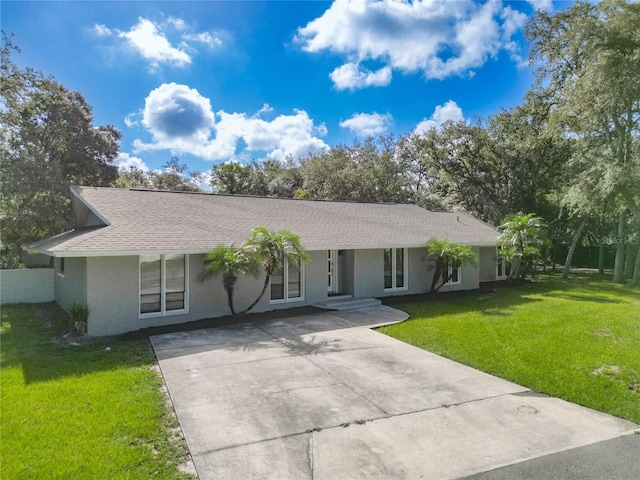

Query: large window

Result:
[442,258,462,286]
[384,248,407,291]
[140,254,188,317]
[271,257,303,303]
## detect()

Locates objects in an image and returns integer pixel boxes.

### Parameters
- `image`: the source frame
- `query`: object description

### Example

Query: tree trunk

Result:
[598,242,605,274]
[612,211,626,283]
[242,273,270,314]
[227,282,236,315]
[624,245,636,279]
[633,248,640,285]
[562,218,587,279]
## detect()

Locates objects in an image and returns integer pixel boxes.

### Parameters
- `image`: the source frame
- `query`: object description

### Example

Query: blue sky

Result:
[3,0,563,185]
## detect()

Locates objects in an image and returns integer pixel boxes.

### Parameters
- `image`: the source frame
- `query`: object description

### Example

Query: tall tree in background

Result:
[526,0,640,282]
[115,157,204,192]
[1,35,120,267]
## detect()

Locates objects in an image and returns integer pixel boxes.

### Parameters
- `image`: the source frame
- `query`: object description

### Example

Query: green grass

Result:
[0,303,195,480]
[379,273,640,424]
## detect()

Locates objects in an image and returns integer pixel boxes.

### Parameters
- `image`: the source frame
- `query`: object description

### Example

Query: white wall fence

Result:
[0,268,55,305]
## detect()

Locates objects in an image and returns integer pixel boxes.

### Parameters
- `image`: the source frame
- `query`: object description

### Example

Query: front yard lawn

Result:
[379,273,640,424]
[0,303,195,480]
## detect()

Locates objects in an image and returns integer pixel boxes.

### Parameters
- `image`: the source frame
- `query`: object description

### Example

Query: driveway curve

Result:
[151,306,637,479]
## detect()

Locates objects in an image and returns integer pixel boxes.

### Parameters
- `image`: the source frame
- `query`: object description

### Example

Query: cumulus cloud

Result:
[119,18,192,69]
[340,112,393,137]
[414,100,465,135]
[330,63,392,90]
[95,16,223,71]
[526,0,553,12]
[132,83,328,161]
[115,152,149,171]
[297,0,529,89]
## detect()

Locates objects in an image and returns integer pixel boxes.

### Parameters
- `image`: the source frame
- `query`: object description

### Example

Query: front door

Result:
[328,250,339,293]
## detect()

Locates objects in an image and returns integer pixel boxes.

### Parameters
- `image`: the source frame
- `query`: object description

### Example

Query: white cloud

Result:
[330,63,392,90]
[414,100,465,134]
[96,17,223,71]
[124,112,139,128]
[340,112,393,137]
[115,152,149,172]
[92,24,112,37]
[297,0,530,88]
[132,83,328,161]
[119,18,192,70]
[526,1,553,12]
[183,32,223,48]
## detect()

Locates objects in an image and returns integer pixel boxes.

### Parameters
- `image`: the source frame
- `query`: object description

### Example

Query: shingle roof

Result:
[31,186,500,256]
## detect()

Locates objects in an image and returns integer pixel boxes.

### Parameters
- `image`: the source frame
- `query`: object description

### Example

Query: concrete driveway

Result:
[151,306,637,479]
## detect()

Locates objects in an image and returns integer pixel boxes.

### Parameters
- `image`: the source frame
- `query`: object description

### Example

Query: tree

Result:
[498,212,549,279]
[200,245,260,315]
[526,0,640,282]
[300,135,411,204]
[210,162,253,194]
[424,239,478,293]
[242,227,309,313]
[1,34,120,267]
[114,157,204,192]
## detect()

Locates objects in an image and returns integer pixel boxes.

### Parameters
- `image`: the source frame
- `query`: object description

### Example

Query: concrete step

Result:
[316,297,382,311]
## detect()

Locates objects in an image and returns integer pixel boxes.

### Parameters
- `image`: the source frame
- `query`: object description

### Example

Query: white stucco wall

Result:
[55,257,87,310]
[0,268,55,304]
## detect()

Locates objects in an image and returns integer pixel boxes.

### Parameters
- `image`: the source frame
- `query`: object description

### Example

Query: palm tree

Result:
[200,245,260,315]
[424,239,478,292]
[242,227,309,313]
[498,212,549,279]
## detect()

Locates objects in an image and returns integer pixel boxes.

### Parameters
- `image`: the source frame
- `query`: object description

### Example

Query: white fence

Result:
[0,268,55,305]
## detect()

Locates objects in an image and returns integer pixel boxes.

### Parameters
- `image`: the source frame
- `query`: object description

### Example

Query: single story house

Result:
[31,186,508,336]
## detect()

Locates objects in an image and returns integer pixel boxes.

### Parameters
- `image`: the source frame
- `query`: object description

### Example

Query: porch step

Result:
[316,297,382,311]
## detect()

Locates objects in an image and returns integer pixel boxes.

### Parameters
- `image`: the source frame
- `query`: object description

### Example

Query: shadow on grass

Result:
[1,303,153,385]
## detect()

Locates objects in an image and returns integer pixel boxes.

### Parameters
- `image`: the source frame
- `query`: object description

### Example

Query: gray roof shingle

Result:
[31,186,500,256]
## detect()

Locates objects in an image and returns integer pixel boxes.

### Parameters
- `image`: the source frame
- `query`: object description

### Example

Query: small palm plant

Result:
[424,239,478,292]
[242,227,309,313]
[498,212,549,279]
[200,245,260,315]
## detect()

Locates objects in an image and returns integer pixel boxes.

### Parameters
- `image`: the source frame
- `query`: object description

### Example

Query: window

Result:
[384,248,407,291]
[271,257,303,303]
[140,254,188,317]
[496,247,511,279]
[443,258,462,286]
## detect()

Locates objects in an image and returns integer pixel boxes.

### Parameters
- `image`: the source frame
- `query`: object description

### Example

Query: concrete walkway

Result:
[151,306,638,479]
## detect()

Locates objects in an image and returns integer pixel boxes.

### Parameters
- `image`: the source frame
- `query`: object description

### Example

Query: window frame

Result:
[139,254,189,319]
[443,258,462,286]
[57,257,65,278]
[270,256,305,304]
[383,247,409,292]
[496,247,511,280]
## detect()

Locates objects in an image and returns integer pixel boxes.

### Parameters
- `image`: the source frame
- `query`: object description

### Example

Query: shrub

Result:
[67,302,90,335]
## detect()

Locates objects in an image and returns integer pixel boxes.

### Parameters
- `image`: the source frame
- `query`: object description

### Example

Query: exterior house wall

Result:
[84,250,330,337]
[427,246,481,293]
[479,247,498,282]
[82,246,485,337]
[55,257,87,309]
[0,268,55,304]
[353,248,434,298]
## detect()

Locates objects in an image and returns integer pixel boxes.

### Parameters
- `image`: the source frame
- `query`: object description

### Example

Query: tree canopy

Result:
[1,35,120,267]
